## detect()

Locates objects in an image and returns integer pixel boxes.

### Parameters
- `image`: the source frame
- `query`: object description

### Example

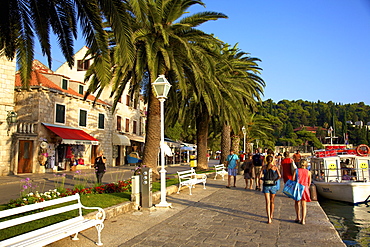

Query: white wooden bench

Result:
[214,164,228,180]
[0,193,105,246]
[177,168,207,195]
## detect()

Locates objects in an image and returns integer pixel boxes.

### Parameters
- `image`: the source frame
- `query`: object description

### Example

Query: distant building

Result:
[293,125,326,133]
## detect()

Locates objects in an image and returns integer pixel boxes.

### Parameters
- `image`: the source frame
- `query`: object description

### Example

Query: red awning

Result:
[43,123,99,145]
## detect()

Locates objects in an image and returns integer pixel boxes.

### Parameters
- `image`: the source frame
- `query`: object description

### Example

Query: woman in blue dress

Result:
[260,155,281,224]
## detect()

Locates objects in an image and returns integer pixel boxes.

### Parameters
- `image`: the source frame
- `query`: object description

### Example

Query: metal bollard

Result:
[140,167,152,208]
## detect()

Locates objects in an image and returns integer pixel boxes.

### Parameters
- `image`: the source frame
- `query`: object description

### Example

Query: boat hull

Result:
[314,181,370,204]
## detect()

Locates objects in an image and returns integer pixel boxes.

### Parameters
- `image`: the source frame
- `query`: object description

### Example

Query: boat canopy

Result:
[311,155,370,183]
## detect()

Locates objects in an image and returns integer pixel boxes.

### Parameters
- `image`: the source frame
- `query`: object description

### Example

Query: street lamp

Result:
[256,139,259,150]
[152,75,172,208]
[242,126,246,153]
[6,111,17,136]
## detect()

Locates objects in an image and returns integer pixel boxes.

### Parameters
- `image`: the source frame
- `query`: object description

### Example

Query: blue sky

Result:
[35,0,370,105]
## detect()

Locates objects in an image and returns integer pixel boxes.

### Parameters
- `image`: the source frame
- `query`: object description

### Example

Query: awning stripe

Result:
[43,123,99,145]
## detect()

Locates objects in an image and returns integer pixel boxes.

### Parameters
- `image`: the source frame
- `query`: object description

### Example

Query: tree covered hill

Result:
[259,99,370,147]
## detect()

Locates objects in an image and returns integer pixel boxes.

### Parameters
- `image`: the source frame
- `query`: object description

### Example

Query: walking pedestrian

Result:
[293,159,311,225]
[225,150,239,188]
[293,150,301,164]
[281,151,295,183]
[264,149,281,191]
[260,155,281,224]
[275,153,282,191]
[241,153,254,189]
[252,149,263,191]
[94,151,106,184]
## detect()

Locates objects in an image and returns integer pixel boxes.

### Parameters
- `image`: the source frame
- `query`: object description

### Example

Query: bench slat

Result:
[0,203,81,230]
[0,194,80,219]
[0,194,104,246]
[0,217,83,246]
[1,218,101,247]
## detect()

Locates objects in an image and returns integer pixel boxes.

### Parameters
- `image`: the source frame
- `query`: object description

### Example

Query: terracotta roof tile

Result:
[15,71,110,106]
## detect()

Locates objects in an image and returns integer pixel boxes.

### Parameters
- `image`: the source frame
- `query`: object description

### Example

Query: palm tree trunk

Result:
[142,90,160,179]
[220,123,231,164]
[196,106,210,170]
[231,135,240,154]
[231,134,241,174]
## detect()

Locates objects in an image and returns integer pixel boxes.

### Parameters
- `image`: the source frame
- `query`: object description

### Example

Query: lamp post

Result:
[152,75,172,208]
[242,126,246,153]
[256,139,259,150]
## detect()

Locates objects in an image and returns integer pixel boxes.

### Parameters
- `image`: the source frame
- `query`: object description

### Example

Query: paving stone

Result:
[46,172,345,247]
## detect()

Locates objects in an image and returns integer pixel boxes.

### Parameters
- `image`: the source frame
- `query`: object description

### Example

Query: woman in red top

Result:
[281,151,294,183]
[292,159,311,225]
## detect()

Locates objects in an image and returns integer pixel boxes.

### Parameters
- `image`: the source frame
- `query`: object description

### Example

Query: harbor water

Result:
[319,197,370,247]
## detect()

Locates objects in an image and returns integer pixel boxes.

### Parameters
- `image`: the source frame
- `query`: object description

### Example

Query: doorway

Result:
[18,140,33,173]
[116,146,121,166]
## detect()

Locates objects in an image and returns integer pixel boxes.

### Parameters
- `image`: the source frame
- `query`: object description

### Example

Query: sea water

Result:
[319,197,370,247]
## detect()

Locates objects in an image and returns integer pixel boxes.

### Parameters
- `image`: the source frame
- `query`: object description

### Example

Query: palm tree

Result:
[167,43,265,169]
[0,0,132,88]
[216,45,265,165]
[243,113,274,149]
[85,0,227,177]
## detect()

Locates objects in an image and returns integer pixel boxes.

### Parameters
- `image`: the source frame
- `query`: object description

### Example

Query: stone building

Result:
[11,62,112,174]
[0,56,17,176]
[0,45,148,176]
[56,46,147,167]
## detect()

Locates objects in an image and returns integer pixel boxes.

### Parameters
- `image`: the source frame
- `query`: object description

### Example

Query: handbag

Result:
[283,169,305,201]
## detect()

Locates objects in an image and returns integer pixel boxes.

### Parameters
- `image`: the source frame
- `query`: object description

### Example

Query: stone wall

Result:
[0,56,16,175]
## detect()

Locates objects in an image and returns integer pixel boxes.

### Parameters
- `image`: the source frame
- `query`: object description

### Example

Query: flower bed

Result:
[7,179,132,209]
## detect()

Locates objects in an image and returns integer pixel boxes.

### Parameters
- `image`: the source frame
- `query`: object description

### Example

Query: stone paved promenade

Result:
[46,175,344,247]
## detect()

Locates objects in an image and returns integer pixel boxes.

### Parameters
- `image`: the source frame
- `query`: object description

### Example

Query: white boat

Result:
[310,152,370,204]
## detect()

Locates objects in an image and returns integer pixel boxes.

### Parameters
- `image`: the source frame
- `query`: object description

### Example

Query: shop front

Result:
[42,123,99,171]
[164,138,182,165]
[112,133,131,166]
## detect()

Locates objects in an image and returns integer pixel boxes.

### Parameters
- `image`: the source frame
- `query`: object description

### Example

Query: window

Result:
[117,116,122,131]
[125,118,130,132]
[77,60,90,71]
[61,79,68,90]
[55,104,66,124]
[98,113,105,129]
[133,120,137,134]
[79,109,87,127]
[79,85,84,95]
[126,95,130,106]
